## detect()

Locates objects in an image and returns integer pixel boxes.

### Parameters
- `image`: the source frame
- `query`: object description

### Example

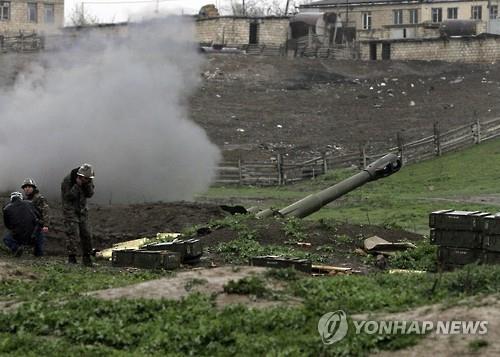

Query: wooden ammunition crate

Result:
[482,214,500,235]
[133,250,181,270]
[482,235,500,252]
[438,246,483,266]
[111,249,136,267]
[145,239,203,262]
[483,251,500,264]
[430,229,482,249]
[429,210,490,231]
[250,256,312,273]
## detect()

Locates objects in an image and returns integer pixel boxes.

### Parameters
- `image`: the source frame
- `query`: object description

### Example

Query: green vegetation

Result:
[201,139,500,233]
[215,238,326,264]
[389,240,438,271]
[2,263,500,355]
[469,339,489,352]
[0,262,162,302]
[3,141,500,354]
[223,276,269,297]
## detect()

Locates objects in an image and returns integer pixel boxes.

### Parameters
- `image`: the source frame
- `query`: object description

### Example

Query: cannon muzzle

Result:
[256,153,402,219]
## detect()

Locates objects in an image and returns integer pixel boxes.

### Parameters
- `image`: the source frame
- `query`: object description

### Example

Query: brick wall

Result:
[258,18,289,46]
[196,16,289,46]
[0,0,64,34]
[360,35,500,62]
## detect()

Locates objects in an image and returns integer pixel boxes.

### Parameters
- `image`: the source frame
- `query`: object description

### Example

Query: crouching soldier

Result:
[3,192,38,257]
[61,163,95,266]
[21,178,49,257]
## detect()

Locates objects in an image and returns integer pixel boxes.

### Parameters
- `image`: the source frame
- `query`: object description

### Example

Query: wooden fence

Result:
[215,117,500,185]
[0,33,44,53]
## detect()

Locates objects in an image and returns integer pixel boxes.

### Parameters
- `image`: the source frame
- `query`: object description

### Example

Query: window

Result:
[0,1,10,21]
[432,8,442,23]
[362,12,372,30]
[447,7,458,19]
[27,3,37,22]
[393,9,403,25]
[409,9,418,24]
[44,3,54,23]
[471,5,482,20]
[490,5,498,19]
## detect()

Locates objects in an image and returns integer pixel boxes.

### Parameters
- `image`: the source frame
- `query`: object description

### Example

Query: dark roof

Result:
[302,0,475,7]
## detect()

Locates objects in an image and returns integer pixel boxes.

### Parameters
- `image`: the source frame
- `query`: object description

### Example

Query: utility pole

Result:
[285,0,290,15]
[242,0,245,15]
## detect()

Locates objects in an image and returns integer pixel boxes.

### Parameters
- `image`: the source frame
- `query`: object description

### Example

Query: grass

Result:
[2,263,500,355]
[4,141,500,354]
[200,139,500,233]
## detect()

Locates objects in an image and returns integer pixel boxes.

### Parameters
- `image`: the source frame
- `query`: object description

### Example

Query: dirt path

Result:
[88,266,298,308]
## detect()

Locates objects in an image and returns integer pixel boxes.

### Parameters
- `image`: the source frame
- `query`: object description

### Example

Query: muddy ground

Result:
[193,55,500,161]
[0,194,422,271]
[3,52,500,163]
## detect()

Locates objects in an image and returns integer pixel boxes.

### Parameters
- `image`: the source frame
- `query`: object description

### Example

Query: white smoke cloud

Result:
[0,16,221,203]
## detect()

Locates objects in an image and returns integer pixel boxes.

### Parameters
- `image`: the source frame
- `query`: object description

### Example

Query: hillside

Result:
[192,55,500,161]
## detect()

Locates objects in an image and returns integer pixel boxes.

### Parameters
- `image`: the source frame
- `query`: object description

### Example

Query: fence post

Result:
[433,122,441,156]
[476,118,481,144]
[358,145,367,168]
[277,153,284,185]
[238,158,242,185]
[397,132,404,163]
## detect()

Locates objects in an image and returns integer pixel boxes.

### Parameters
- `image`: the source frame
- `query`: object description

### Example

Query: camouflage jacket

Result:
[25,190,50,227]
[61,167,95,221]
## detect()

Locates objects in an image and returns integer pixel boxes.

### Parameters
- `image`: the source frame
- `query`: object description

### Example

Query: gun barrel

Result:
[256,153,402,219]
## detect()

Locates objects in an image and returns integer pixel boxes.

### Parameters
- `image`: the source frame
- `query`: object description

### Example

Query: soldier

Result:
[61,163,95,266]
[3,192,38,257]
[21,178,49,257]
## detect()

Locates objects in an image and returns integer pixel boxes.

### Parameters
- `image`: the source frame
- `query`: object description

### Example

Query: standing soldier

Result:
[21,178,49,257]
[61,163,95,266]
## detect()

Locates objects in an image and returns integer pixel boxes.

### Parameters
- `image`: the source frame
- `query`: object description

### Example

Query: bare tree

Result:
[229,0,313,16]
[69,4,98,27]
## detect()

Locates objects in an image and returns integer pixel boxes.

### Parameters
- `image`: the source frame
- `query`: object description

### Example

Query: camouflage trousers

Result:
[65,217,92,256]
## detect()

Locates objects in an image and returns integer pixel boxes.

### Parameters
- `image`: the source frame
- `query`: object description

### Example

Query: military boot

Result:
[68,255,77,264]
[82,255,94,267]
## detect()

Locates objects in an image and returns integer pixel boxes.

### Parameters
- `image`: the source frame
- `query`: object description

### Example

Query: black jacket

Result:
[3,199,38,243]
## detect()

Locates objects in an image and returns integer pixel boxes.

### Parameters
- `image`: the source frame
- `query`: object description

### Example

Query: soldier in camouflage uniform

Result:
[21,178,49,257]
[61,163,95,266]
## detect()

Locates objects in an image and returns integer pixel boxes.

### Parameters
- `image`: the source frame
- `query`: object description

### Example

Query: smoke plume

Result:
[0,16,221,203]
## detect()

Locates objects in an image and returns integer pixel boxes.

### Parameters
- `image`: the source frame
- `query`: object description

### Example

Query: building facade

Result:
[0,0,64,34]
[196,16,290,47]
[300,0,498,40]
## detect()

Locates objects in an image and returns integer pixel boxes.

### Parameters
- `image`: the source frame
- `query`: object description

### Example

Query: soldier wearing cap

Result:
[61,163,95,266]
[21,178,49,256]
[2,192,38,257]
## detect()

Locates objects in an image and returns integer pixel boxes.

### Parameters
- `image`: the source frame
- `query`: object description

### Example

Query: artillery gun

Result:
[251,153,402,219]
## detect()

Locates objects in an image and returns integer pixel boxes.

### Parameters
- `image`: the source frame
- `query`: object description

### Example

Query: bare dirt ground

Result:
[89,266,300,308]
[0,194,422,270]
[193,55,500,162]
[359,295,500,356]
[4,53,499,353]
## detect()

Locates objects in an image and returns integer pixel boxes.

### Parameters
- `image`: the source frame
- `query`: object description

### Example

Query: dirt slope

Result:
[192,55,500,161]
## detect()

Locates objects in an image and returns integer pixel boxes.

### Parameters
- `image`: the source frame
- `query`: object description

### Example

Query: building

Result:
[0,0,64,34]
[299,0,499,40]
[196,16,290,48]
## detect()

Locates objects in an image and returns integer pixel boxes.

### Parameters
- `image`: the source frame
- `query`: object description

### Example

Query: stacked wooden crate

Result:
[482,214,500,264]
[429,210,490,270]
[111,239,202,270]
